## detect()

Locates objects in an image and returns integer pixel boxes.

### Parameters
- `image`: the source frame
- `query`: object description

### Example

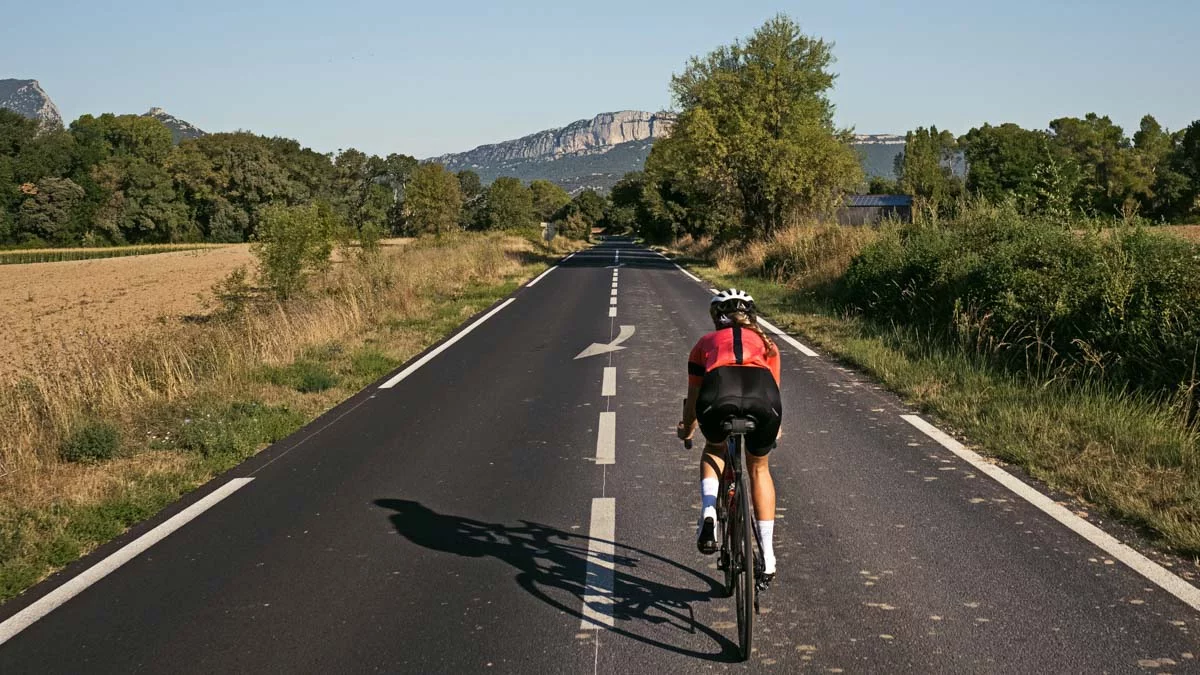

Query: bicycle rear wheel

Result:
[718,475,734,596]
[734,442,756,661]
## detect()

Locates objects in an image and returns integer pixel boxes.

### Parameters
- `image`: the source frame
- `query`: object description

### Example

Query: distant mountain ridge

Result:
[0,79,63,129]
[431,113,906,191]
[429,110,676,192]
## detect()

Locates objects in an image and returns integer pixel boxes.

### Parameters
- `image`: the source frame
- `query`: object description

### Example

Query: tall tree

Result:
[958,123,1051,207]
[895,126,963,211]
[529,179,571,222]
[405,163,462,235]
[481,176,534,230]
[649,14,862,238]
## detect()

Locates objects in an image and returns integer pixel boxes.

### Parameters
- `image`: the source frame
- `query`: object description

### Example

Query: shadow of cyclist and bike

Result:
[374,499,742,662]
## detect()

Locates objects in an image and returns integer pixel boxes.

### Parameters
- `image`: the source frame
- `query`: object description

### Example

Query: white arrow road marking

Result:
[575,325,636,359]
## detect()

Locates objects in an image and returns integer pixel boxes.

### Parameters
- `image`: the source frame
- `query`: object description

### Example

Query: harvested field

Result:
[0,240,410,378]
[1162,225,1200,242]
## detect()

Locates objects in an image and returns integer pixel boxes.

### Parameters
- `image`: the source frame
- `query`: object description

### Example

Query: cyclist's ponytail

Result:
[729,311,776,358]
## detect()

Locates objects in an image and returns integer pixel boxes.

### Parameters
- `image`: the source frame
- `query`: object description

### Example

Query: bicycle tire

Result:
[734,437,756,661]
[717,470,734,596]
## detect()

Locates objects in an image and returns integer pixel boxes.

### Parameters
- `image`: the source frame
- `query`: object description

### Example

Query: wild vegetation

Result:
[0,107,620,250]
[630,15,1200,555]
[0,227,573,600]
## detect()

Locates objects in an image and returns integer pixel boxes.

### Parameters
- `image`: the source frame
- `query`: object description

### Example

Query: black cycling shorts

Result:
[696,365,782,457]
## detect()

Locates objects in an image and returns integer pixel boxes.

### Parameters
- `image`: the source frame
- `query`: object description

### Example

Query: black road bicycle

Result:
[686,416,764,661]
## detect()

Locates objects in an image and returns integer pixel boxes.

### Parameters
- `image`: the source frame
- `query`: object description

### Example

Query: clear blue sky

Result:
[5,0,1197,158]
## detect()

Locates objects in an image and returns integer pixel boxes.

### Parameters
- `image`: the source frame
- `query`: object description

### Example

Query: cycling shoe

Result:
[696,517,717,555]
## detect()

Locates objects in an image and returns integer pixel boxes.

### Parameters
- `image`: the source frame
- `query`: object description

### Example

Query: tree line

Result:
[880,114,1200,222]
[0,109,613,248]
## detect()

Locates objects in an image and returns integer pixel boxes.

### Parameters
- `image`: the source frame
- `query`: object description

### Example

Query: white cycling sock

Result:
[757,520,776,574]
[700,478,719,524]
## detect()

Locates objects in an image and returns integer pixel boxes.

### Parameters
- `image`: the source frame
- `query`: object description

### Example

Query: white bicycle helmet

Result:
[710,288,756,325]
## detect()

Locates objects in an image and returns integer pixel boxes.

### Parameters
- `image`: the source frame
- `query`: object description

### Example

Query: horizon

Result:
[4,0,1197,158]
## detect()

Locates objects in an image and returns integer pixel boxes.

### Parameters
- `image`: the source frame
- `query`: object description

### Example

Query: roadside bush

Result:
[840,205,1200,394]
[212,266,254,318]
[251,203,337,299]
[60,422,120,462]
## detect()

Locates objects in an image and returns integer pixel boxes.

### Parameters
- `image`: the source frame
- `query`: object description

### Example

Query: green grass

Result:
[684,257,1200,555]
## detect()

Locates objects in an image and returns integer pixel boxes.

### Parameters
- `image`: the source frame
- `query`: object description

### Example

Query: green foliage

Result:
[60,421,120,462]
[177,401,304,458]
[840,205,1200,395]
[529,179,571,222]
[17,177,85,244]
[349,346,398,379]
[481,176,534,230]
[262,359,339,393]
[250,203,337,299]
[895,126,964,213]
[405,162,462,235]
[648,14,862,240]
[212,266,254,317]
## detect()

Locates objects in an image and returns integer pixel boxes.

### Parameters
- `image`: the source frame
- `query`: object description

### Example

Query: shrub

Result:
[60,422,120,462]
[212,266,254,317]
[251,203,337,299]
[840,204,1200,394]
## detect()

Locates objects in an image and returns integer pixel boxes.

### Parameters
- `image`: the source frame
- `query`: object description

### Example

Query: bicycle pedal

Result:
[755,572,775,592]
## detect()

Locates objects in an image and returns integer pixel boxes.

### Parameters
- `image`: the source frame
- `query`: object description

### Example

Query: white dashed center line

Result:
[602,367,616,397]
[580,497,616,628]
[595,412,615,465]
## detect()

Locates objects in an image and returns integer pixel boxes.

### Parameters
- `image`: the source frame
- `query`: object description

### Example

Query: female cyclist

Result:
[677,289,782,585]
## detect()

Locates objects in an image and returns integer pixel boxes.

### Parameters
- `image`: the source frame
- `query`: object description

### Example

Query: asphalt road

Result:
[1,238,1198,673]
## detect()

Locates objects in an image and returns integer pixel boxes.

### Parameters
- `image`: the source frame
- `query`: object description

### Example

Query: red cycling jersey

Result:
[687,325,781,388]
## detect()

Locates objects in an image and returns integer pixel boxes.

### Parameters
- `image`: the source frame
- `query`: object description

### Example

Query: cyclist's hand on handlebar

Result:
[676,421,694,441]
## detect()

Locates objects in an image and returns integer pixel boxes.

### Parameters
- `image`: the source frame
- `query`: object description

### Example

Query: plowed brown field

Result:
[0,246,254,377]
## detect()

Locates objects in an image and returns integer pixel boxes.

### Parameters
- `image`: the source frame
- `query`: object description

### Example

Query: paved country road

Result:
[1,238,1198,673]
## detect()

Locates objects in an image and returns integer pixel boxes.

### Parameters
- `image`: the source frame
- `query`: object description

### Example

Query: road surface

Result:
[1,238,1197,672]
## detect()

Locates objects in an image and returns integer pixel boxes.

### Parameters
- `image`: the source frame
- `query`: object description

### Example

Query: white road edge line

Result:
[0,477,255,646]
[526,265,558,287]
[595,412,615,465]
[609,297,618,306]
[379,298,516,389]
[608,307,617,318]
[602,367,616,397]
[610,289,618,297]
[758,318,819,357]
[901,414,1200,612]
[674,263,702,283]
[580,497,616,628]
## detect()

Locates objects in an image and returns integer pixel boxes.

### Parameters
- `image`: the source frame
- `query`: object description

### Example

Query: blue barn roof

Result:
[845,194,912,207]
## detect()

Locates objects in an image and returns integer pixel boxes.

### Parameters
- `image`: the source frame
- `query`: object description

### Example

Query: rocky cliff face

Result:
[432,110,675,168]
[0,79,63,129]
[143,107,206,143]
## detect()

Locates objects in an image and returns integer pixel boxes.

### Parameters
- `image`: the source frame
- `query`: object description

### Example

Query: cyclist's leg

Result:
[746,451,777,575]
[696,440,726,554]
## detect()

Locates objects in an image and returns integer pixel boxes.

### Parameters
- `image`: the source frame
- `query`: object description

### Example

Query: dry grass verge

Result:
[0,233,573,602]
